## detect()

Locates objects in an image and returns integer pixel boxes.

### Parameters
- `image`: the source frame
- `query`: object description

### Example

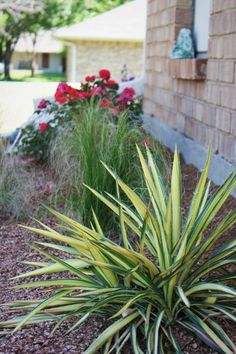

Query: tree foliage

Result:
[77,0,131,19]
[0,0,131,80]
[0,0,42,17]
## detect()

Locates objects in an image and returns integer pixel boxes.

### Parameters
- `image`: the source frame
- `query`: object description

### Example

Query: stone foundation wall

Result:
[144,0,236,165]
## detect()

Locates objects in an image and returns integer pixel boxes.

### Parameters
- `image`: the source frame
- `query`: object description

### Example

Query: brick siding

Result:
[144,0,236,164]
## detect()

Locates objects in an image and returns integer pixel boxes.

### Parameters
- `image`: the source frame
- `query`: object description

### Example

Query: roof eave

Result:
[54,35,144,43]
[14,50,63,54]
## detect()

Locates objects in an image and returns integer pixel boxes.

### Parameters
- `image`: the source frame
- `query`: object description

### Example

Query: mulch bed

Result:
[0,158,236,353]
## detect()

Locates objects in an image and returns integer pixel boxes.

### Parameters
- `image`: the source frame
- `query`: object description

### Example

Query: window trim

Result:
[192,0,212,56]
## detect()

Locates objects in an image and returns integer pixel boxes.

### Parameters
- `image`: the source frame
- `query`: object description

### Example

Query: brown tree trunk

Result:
[4,40,14,80]
[0,42,3,62]
[30,33,37,77]
[4,61,10,80]
[31,56,36,77]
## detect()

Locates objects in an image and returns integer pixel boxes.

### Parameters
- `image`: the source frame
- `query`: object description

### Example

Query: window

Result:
[193,0,212,55]
[42,53,50,68]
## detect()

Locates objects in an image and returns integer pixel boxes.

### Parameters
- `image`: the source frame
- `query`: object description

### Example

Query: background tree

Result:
[0,0,43,79]
[77,0,130,19]
[0,0,83,80]
[0,0,130,80]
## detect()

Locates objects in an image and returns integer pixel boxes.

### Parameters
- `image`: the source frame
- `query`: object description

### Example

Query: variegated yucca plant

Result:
[1,146,236,353]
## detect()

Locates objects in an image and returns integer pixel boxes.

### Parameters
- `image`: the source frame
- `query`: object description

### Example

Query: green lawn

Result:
[0,70,66,82]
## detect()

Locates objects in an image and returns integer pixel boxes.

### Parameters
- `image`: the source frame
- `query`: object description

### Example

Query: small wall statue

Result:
[171,28,195,59]
[121,64,128,81]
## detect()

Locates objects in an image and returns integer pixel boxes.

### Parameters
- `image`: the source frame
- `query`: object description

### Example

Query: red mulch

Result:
[0,159,236,354]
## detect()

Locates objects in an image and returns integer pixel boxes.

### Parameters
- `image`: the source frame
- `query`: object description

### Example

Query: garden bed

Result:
[1,71,236,353]
[0,158,235,354]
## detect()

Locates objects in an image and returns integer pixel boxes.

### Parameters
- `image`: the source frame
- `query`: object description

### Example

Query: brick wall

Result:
[144,0,236,165]
[66,40,144,82]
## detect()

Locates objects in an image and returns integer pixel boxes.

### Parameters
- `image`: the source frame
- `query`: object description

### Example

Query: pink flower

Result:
[57,82,69,94]
[118,103,127,111]
[37,99,49,110]
[117,87,136,103]
[54,82,69,104]
[142,139,152,148]
[113,106,120,116]
[39,123,48,133]
[90,87,104,96]
[99,69,111,80]
[45,182,55,193]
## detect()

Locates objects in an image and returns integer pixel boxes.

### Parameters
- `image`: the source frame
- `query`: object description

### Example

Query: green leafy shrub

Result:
[1,147,236,353]
[0,142,35,219]
[49,102,166,227]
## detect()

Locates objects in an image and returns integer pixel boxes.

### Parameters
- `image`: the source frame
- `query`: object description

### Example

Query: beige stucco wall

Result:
[66,40,144,82]
[66,46,73,81]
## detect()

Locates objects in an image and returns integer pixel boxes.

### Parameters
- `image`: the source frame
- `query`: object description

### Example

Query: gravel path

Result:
[0,161,236,353]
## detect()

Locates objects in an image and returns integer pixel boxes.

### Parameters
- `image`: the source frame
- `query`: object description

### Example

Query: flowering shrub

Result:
[53,69,142,119]
[15,69,142,161]
[15,101,71,160]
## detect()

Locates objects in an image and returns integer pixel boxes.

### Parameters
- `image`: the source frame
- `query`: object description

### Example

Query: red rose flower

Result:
[99,69,111,80]
[39,123,48,133]
[118,103,127,111]
[55,91,68,104]
[55,82,87,103]
[55,83,69,104]
[100,98,113,108]
[37,99,48,110]
[104,79,119,88]
[79,91,90,99]
[67,86,86,101]
[105,79,117,85]
[85,75,96,82]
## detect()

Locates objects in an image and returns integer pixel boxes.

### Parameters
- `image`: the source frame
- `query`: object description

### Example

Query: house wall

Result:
[12,52,63,72]
[144,0,236,167]
[66,40,144,82]
[66,46,73,81]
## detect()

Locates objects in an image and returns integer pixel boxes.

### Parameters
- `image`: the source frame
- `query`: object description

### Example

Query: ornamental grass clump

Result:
[1,146,236,353]
[0,142,34,219]
[49,102,165,227]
